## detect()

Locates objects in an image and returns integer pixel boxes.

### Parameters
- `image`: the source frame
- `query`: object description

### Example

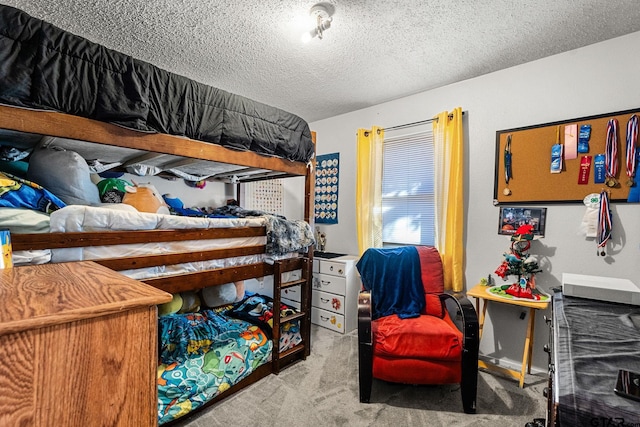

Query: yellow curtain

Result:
[356,126,384,255]
[433,107,464,292]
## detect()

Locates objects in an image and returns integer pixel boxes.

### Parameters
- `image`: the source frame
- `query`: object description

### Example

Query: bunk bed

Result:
[0,4,316,426]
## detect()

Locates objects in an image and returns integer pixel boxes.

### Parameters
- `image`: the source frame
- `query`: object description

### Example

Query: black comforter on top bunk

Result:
[0,5,314,163]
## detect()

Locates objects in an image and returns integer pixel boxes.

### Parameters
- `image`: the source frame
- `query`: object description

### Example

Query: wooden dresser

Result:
[0,261,172,427]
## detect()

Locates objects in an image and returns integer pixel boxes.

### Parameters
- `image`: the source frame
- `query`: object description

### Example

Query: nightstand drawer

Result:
[311,307,345,333]
[313,273,346,295]
[320,260,348,277]
[312,290,345,315]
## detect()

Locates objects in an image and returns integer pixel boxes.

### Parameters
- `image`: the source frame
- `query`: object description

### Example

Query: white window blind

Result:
[382,129,435,246]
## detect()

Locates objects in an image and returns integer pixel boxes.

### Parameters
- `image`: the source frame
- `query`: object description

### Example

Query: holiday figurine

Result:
[494,224,543,300]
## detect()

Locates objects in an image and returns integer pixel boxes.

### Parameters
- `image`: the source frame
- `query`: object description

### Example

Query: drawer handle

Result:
[329,265,344,274]
[320,297,330,303]
[320,315,330,322]
[285,289,297,294]
[321,280,332,285]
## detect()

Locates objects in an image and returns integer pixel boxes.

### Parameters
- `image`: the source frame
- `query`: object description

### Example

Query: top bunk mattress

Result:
[0,5,314,163]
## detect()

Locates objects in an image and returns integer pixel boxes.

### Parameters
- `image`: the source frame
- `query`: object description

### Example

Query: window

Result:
[382,129,435,246]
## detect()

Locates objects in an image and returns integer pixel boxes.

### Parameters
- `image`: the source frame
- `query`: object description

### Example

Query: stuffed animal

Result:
[96,177,135,203]
[158,291,202,316]
[163,194,184,211]
[201,281,245,307]
[177,291,201,313]
[122,182,170,214]
[158,293,183,316]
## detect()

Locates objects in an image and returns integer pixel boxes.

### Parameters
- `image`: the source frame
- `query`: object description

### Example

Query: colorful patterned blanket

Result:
[157,309,272,425]
[157,295,303,425]
[0,172,65,213]
[211,205,315,255]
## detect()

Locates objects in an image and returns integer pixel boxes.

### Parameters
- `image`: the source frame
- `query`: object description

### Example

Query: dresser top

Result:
[0,261,172,336]
[316,254,359,262]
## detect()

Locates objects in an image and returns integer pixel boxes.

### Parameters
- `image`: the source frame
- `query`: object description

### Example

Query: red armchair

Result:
[356,246,479,414]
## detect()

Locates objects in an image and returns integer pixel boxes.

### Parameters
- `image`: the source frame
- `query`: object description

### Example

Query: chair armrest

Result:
[358,291,372,345]
[357,290,374,403]
[439,292,479,356]
[440,291,479,414]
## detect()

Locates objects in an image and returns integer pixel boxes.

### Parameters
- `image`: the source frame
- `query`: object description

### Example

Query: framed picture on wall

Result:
[498,207,547,237]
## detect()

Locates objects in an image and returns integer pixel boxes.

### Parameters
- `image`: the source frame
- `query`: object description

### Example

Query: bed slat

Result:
[11,227,266,251]
[0,105,309,177]
[94,245,267,271]
[141,257,307,294]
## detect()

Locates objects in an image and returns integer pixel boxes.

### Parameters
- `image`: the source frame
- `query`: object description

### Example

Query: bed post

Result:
[303,131,316,357]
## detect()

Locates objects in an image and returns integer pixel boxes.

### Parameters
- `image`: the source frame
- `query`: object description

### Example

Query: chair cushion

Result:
[373,356,461,385]
[416,246,444,294]
[372,312,463,361]
[421,294,445,318]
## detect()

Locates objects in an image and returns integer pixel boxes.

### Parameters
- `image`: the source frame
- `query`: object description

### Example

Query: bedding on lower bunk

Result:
[157,294,301,425]
[48,204,312,277]
[0,207,52,265]
[0,172,64,265]
[1,200,314,270]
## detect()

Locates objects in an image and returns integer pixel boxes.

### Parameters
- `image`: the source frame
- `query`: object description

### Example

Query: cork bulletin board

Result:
[493,107,640,204]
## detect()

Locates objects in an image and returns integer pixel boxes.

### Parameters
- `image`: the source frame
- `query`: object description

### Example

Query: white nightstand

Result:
[311,254,360,334]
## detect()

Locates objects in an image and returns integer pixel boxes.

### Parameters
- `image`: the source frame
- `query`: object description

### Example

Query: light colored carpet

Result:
[174,324,547,427]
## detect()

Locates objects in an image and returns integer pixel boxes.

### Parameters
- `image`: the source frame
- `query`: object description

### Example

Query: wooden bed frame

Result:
[0,104,316,424]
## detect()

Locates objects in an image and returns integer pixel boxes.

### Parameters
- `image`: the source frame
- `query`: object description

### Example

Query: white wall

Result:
[298,31,640,372]
[120,173,233,209]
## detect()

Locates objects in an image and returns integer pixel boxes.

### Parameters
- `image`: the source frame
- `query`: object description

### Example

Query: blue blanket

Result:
[0,172,65,213]
[356,246,425,319]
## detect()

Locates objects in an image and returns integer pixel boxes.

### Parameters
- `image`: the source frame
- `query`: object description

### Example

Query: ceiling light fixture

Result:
[301,3,335,43]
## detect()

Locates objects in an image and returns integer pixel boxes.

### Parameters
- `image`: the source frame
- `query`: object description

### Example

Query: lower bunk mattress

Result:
[157,294,301,425]
[4,203,314,275]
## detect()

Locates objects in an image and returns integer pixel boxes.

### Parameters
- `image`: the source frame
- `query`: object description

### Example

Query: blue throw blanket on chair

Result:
[356,246,425,319]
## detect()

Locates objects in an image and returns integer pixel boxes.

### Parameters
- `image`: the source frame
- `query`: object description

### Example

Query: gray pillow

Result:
[27,147,100,205]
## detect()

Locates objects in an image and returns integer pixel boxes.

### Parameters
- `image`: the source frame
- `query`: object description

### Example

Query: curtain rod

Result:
[384,111,466,132]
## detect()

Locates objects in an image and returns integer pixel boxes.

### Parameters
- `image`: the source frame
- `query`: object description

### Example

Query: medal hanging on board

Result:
[604,118,619,188]
[596,190,612,256]
[626,114,638,186]
[503,134,512,196]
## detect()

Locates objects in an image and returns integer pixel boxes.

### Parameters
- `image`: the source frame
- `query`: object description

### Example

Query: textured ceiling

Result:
[4,1,640,123]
